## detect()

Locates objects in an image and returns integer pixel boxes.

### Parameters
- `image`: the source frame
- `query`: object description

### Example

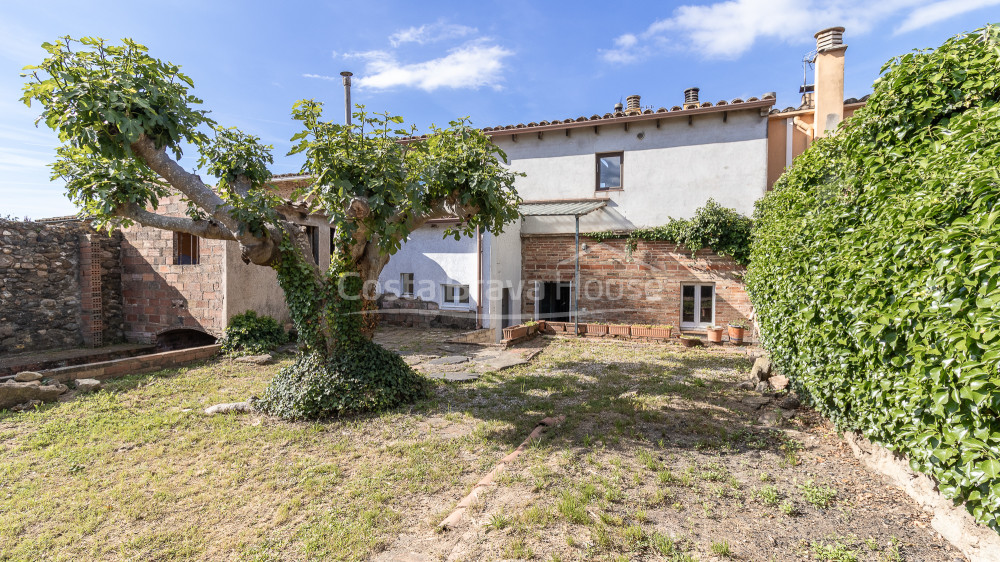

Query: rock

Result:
[768,375,790,391]
[443,372,480,382]
[750,357,773,381]
[427,355,469,366]
[755,381,770,393]
[205,401,253,415]
[235,354,273,365]
[758,409,784,426]
[480,352,528,371]
[23,381,41,387]
[11,399,43,412]
[0,381,62,409]
[13,371,42,382]
[741,395,772,410]
[779,393,801,410]
[75,378,102,393]
[276,343,299,354]
[737,380,756,390]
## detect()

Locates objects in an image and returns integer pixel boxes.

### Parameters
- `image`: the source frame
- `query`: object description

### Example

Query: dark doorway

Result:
[155,329,217,351]
[538,282,571,322]
[501,288,512,328]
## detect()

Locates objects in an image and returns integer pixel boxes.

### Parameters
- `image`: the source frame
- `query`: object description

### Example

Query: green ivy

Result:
[746,25,1000,530]
[220,310,288,356]
[586,199,752,265]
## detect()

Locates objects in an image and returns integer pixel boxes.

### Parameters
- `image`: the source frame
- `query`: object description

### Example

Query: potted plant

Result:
[608,323,631,337]
[706,325,724,344]
[727,322,747,344]
[679,335,703,348]
[632,324,672,339]
[587,322,609,336]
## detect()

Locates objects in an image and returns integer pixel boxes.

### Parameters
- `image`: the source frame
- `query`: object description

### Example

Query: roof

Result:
[768,95,870,117]
[519,199,607,217]
[399,95,777,142]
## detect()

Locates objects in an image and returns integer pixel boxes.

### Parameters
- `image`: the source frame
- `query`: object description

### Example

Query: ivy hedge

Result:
[746,25,1000,529]
[586,199,752,265]
[220,310,288,356]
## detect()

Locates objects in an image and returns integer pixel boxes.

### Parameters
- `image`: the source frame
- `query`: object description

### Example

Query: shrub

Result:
[252,340,427,419]
[747,25,1000,529]
[220,310,287,355]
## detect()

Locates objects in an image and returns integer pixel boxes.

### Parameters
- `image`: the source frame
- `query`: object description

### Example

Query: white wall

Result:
[495,109,768,234]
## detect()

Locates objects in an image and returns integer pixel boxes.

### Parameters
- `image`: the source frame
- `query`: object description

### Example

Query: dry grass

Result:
[0,335,959,561]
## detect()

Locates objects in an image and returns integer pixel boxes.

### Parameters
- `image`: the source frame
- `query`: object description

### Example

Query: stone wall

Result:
[377,294,477,330]
[521,235,752,335]
[0,219,124,355]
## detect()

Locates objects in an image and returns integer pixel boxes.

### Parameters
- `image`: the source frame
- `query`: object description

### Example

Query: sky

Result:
[1,0,998,218]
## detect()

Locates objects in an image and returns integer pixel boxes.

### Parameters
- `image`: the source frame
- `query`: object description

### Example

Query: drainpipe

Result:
[476,226,482,329]
[340,71,353,126]
[574,214,580,336]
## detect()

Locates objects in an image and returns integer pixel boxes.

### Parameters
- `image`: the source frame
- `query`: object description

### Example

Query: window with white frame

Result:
[400,273,414,296]
[442,284,470,308]
[680,284,715,329]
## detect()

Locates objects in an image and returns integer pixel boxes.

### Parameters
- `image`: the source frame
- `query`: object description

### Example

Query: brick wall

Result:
[0,219,124,355]
[521,234,752,334]
[121,197,226,343]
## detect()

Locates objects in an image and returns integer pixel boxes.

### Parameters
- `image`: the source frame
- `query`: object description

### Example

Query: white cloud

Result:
[895,0,1000,34]
[353,42,514,92]
[600,0,996,63]
[389,22,478,47]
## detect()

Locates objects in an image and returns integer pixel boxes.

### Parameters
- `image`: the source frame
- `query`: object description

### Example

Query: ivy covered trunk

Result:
[252,239,426,420]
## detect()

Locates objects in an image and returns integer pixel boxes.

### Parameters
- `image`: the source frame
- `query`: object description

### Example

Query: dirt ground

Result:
[0,329,969,561]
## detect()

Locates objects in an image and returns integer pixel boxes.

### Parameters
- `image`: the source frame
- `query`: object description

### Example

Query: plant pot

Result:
[727,325,745,344]
[633,326,672,339]
[527,324,538,335]
[547,321,566,332]
[503,325,529,340]
[573,323,588,335]
[588,324,609,336]
[680,337,703,348]
[608,324,631,337]
[706,327,724,344]
[536,320,547,332]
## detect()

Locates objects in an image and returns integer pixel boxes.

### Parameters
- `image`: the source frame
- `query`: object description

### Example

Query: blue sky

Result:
[1,0,998,218]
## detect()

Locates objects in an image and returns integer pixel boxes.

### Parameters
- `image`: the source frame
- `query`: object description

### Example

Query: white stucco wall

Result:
[495,109,768,234]
[378,224,483,315]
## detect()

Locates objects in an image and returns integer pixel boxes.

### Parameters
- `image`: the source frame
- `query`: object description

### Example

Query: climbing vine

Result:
[586,199,752,265]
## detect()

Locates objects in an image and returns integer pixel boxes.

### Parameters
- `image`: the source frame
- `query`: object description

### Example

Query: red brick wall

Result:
[121,197,226,343]
[521,235,751,335]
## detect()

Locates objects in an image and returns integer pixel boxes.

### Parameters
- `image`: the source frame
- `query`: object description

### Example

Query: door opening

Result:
[539,282,571,322]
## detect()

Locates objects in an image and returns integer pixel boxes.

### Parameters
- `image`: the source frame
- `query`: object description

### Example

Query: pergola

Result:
[519,200,607,335]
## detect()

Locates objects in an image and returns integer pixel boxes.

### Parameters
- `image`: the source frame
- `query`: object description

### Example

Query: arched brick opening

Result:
[154,328,217,351]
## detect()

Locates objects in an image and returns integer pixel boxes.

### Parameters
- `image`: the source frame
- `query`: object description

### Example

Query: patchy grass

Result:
[0,333,960,561]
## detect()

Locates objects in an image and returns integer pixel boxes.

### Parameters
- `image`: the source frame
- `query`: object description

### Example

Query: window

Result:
[304,225,319,265]
[174,233,199,265]
[596,152,623,191]
[400,273,414,296]
[442,284,470,308]
[681,284,715,328]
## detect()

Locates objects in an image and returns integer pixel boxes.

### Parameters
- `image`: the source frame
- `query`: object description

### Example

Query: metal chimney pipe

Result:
[340,71,353,126]
[684,87,700,104]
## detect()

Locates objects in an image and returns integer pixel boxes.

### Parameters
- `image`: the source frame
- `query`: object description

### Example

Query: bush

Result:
[220,310,287,355]
[252,339,427,419]
[747,25,1000,529]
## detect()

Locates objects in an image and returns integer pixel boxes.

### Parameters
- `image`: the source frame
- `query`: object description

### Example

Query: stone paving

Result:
[373,326,531,381]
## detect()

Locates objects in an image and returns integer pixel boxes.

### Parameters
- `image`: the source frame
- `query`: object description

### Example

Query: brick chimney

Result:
[813,27,846,137]
[683,87,700,110]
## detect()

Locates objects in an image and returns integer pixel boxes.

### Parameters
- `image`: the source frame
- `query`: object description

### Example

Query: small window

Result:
[175,233,199,265]
[442,284,470,307]
[681,284,714,328]
[400,273,414,296]
[596,152,623,191]
[304,225,319,265]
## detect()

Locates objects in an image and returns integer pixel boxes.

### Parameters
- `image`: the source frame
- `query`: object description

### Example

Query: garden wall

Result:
[0,219,124,355]
[521,234,751,333]
[377,294,477,330]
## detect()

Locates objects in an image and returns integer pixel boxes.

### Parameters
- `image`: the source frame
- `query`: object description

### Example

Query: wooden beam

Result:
[624,122,629,132]
[688,115,693,126]
[594,125,600,135]
[565,128,570,137]
[655,119,661,129]
[537,131,543,140]
[512,134,518,143]
[723,111,728,123]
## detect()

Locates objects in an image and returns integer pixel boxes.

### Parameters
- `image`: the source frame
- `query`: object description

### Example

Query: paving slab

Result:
[427,355,470,366]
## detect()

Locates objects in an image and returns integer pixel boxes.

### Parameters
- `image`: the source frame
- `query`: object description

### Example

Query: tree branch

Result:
[117,203,238,240]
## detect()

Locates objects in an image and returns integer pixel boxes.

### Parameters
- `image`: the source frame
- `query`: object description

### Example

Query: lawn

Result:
[0,333,960,561]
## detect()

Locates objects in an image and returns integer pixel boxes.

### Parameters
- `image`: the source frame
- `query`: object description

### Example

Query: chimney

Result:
[614,101,624,113]
[341,71,353,126]
[683,87,700,110]
[813,27,846,137]
[625,94,642,116]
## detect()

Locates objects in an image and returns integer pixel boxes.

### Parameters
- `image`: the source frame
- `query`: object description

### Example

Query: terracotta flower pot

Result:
[588,324,609,336]
[727,325,745,344]
[548,321,567,332]
[680,337,703,348]
[608,324,631,337]
[503,325,529,340]
[633,326,672,339]
[706,327,724,344]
